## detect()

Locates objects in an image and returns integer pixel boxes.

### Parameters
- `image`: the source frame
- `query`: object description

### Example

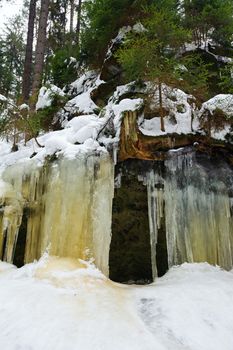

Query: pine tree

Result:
[0,15,25,99]
[81,0,147,64]
[117,3,189,131]
[182,0,233,47]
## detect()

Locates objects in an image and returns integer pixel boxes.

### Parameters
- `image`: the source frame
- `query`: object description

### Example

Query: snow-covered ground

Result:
[0,256,233,350]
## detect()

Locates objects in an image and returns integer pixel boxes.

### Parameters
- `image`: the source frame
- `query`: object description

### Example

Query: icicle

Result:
[146,170,164,280]
[113,143,118,165]
[164,151,233,270]
[114,172,122,188]
[0,153,114,276]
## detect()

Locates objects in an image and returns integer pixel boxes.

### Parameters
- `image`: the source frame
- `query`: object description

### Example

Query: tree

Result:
[117,3,190,131]
[81,0,148,64]
[48,0,67,51]
[0,15,25,99]
[219,62,233,94]
[31,0,50,105]
[21,0,37,103]
[182,0,233,47]
[76,0,82,45]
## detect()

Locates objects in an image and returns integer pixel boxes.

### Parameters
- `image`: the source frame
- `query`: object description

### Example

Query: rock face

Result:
[118,110,233,163]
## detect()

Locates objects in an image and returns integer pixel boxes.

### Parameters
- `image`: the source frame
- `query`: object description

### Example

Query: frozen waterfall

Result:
[0,153,114,276]
[146,149,233,276]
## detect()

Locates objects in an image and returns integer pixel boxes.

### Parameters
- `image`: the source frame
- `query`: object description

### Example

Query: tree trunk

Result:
[76,0,82,45]
[158,82,165,132]
[22,0,37,103]
[70,0,75,33]
[31,0,50,108]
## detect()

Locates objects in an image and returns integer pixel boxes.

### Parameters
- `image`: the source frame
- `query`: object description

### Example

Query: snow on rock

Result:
[68,70,98,96]
[200,94,233,118]
[211,125,232,141]
[106,24,147,60]
[0,113,107,173]
[110,81,148,104]
[105,26,131,60]
[66,115,104,144]
[198,94,233,141]
[0,94,7,102]
[63,71,104,118]
[19,103,29,111]
[103,97,144,142]
[0,71,110,172]
[65,91,99,115]
[1,257,233,350]
[112,98,144,134]
[36,84,65,111]
[66,114,100,131]
[139,85,195,136]
[133,22,147,33]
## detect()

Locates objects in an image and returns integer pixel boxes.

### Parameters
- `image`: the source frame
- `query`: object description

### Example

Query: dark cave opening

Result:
[109,160,168,284]
[13,208,28,267]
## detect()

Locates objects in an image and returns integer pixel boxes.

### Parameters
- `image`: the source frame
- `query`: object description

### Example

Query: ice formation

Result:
[146,149,233,275]
[0,152,114,276]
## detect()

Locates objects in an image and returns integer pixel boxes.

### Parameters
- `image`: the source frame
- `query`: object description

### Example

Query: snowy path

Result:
[0,257,233,350]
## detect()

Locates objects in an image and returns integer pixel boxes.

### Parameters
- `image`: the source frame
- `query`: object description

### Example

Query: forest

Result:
[0,0,233,142]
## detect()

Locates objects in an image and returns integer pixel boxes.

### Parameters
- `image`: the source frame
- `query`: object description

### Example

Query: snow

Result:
[66,115,103,144]
[133,22,147,33]
[36,85,65,111]
[0,113,107,173]
[198,94,233,140]
[65,91,99,115]
[63,71,104,118]
[139,86,195,136]
[200,94,233,118]
[0,70,231,174]
[106,24,147,60]
[0,72,110,172]
[19,103,29,111]
[0,94,7,102]
[211,125,232,141]
[112,98,143,132]
[183,42,232,64]
[105,26,131,60]
[101,97,144,146]
[0,257,233,350]
[69,70,98,95]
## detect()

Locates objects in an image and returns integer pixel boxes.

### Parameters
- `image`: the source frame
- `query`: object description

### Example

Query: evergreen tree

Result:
[182,0,233,47]
[117,3,190,131]
[48,0,67,51]
[81,0,148,64]
[0,16,25,99]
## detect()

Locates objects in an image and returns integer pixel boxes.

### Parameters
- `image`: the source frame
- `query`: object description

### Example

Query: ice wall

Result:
[0,153,114,276]
[146,150,233,275]
[164,151,233,270]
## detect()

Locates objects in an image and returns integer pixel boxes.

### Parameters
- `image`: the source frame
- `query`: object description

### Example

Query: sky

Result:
[0,0,23,31]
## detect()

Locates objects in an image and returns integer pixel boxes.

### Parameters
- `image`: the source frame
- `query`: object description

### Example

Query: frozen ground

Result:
[0,256,233,350]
